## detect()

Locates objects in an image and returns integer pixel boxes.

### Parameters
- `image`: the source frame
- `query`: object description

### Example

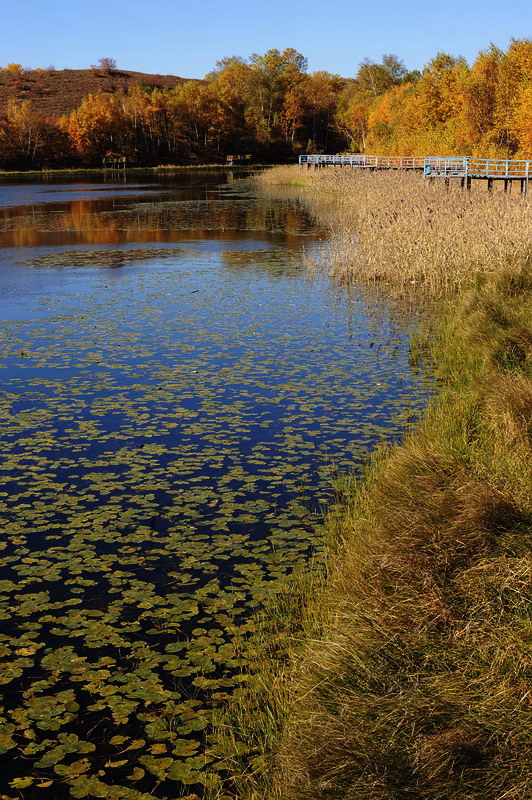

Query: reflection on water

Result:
[0,172,318,249]
[0,172,431,797]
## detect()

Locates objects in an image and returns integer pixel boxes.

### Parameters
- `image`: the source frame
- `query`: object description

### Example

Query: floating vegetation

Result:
[0,175,431,798]
[20,248,189,270]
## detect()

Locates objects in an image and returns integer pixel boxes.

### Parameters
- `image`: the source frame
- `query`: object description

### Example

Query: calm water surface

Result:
[0,171,431,797]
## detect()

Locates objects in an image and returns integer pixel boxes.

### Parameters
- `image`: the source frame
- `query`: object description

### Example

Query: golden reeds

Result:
[258,165,532,295]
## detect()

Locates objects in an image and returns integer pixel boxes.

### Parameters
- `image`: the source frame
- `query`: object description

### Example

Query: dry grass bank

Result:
[272,265,532,800]
[258,165,532,295]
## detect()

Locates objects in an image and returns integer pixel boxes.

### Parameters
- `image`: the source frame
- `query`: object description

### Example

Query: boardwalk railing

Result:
[299,154,425,169]
[424,157,532,179]
[299,154,531,192]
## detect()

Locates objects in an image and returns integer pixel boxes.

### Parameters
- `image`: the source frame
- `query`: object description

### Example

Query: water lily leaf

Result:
[125,767,144,782]
[149,743,167,754]
[10,777,35,788]
[109,735,128,746]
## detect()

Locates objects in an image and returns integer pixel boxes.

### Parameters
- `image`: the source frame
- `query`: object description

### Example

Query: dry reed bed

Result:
[259,165,532,294]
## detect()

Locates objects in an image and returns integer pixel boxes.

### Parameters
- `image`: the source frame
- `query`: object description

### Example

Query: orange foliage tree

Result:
[3,39,532,169]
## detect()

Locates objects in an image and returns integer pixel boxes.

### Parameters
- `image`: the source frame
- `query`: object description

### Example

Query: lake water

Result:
[0,171,431,797]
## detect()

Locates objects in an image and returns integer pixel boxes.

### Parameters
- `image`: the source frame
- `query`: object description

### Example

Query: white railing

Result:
[299,154,532,180]
[299,154,425,169]
[424,157,532,179]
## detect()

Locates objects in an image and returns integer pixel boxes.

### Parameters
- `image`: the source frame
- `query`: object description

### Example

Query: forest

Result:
[1,39,532,169]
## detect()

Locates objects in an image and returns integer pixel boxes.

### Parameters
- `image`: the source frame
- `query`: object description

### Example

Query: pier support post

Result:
[487,178,493,193]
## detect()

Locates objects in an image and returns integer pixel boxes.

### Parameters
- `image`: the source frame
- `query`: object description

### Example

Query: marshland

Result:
[0,163,530,800]
[225,165,532,800]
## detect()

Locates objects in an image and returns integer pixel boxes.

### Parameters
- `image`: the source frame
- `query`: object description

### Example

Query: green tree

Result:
[247,48,307,140]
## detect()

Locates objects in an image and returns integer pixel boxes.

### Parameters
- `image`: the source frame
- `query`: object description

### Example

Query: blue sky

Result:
[2,0,531,78]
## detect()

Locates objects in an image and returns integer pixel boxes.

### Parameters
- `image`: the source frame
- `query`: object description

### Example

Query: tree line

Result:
[1,39,532,170]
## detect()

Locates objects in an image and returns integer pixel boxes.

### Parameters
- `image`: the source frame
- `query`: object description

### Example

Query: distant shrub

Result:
[3,63,25,80]
[91,57,117,75]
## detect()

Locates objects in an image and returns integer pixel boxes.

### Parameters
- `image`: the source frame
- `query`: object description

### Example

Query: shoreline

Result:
[0,164,275,179]
[216,166,532,799]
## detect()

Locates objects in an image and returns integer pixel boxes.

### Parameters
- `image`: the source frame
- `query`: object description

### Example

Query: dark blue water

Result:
[0,171,431,798]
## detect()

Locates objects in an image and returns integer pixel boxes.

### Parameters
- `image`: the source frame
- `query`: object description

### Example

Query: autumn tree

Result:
[62,92,128,163]
[336,98,369,151]
[0,98,70,168]
[247,48,307,140]
[461,45,502,151]
[355,54,406,98]
[299,71,344,150]
[206,57,254,152]
[492,39,532,154]
[416,53,468,126]
[6,98,46,166]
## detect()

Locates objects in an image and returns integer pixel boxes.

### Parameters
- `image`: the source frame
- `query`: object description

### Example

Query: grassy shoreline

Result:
[0,164,272,179]
[214,166,532,799]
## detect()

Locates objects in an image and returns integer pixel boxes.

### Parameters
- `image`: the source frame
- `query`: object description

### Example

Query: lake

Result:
[0,171,431,798]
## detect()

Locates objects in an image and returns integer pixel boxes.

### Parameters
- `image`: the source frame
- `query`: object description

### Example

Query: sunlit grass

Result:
[273,267,532,799]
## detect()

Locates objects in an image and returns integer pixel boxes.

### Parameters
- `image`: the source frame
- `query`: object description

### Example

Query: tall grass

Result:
[274,265,532,799]
[258,165,532,295]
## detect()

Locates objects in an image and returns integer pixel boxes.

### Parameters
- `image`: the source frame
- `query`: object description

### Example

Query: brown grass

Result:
[0,68,191,118]
[258,165,532,295]
[272,266,532,800]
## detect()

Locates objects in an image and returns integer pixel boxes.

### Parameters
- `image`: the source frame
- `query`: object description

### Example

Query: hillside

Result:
[0,67,191,118]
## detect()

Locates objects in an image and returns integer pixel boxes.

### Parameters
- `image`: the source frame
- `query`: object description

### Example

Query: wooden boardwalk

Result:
[299,154,531,193]
[299,154,425,169]
[424,157,531,193]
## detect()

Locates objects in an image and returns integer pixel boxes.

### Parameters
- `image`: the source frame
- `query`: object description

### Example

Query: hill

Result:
[0,67,191,118]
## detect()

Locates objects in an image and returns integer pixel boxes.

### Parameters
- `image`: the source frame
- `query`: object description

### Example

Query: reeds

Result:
[258,165,532,295]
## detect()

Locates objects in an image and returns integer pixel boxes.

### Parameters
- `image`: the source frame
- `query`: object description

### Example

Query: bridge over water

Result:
[298,154,531,193]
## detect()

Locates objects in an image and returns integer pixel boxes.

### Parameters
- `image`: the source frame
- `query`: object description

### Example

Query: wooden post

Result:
[488,178,493,193]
